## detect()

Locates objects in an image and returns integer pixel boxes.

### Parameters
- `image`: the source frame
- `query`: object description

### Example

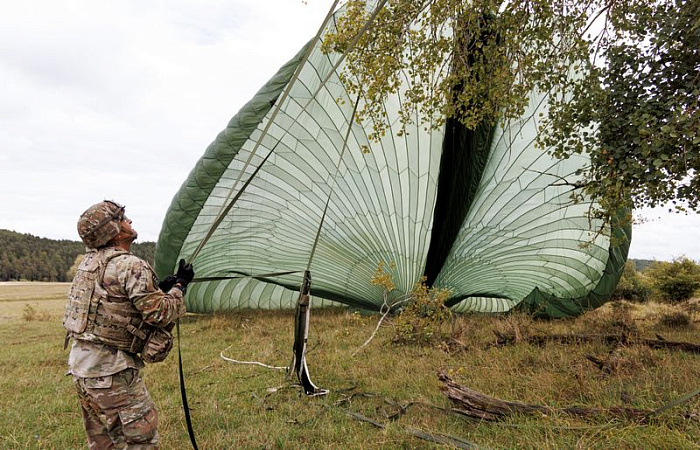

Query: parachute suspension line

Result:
[306,93,361,272]
[187,143,277,263]
[288,93,361,397]
[192,270,302,284]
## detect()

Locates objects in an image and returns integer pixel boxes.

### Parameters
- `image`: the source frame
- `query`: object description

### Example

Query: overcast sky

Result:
[1,0,698,262]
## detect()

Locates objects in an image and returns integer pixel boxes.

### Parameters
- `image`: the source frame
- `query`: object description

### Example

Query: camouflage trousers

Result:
[73,368,159,449]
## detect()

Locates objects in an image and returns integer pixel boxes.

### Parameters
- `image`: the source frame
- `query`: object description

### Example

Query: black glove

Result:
[175,259,195,291]
[158,275,177,292]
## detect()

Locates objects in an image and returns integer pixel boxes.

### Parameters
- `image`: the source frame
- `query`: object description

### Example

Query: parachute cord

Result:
[220,345,288,371]
[177,320,199,450]
[306,93,361,272]
[191,270,302,283]
[187,143,277,262]
[188,0,387,265]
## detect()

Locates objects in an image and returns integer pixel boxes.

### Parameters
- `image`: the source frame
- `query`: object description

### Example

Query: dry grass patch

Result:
[1,284,699,449]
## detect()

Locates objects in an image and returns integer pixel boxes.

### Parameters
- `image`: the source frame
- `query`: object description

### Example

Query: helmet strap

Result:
[109,224,138,248]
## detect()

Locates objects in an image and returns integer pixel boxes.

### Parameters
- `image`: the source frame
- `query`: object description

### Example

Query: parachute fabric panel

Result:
[435,89,629,315]
[154,42,312,282]
[514,210,631,318]
[156,10,445,313]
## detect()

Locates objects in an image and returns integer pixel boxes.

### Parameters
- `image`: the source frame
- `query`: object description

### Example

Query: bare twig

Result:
[525,168,586,189]
[405,427,481,449]
[344,408,481,449]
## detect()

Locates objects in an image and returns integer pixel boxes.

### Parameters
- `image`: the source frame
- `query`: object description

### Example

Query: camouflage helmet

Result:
[77,200,126,249]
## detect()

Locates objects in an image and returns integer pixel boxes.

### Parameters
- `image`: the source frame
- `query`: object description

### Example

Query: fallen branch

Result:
[492,332,700,354]
[439,372,651,422]
[344,410,480,449]
[345,411,385,428]
[585,339,628,375]
[404,427,481,449]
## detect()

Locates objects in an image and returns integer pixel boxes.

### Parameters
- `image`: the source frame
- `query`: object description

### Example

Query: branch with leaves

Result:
[322,0,700,223]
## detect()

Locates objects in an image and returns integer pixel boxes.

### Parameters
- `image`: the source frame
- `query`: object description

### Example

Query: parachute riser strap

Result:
[177,319,198,450]
[287,94,361,397]
[290,270,311,377]
[192,270,303,283]
[289,270,327,395]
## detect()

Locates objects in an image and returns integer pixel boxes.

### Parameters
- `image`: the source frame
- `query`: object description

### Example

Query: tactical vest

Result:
[63,249,149,353]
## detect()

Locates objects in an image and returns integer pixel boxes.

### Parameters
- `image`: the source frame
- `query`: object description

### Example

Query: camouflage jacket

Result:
[67,247,186,378]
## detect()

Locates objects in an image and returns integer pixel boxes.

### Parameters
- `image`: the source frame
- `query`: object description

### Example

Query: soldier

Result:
[64,200,194,449]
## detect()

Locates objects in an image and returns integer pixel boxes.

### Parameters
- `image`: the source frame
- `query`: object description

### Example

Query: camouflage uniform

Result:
[67,247,185,449]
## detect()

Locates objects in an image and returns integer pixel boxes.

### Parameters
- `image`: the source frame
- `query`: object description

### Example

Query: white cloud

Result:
[629,208,700,262]
[0,0,331,242]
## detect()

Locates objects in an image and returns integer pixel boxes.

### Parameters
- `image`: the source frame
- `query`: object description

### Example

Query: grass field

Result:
[0,282,699,449]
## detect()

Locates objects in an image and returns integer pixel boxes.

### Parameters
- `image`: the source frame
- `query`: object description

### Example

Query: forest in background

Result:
[0,229,155,282]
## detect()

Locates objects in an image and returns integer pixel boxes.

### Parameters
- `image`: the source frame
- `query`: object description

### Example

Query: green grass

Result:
[0,283,699,448]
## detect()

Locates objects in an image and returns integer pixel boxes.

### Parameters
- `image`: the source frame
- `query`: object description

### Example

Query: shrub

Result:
[392,277,452,345]
[657,311,693,329]
[22,304,50,322]
[611,260,652,302]
[606,300,638,334]
[645,257,700,303]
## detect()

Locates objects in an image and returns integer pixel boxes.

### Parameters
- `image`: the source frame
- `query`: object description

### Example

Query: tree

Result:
[645,257,700,302]
[0,252,12,281]
[576,0,700,218]
[323,0,699,224]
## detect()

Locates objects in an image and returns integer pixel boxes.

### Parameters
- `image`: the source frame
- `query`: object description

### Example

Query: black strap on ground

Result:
[177,319,198,450]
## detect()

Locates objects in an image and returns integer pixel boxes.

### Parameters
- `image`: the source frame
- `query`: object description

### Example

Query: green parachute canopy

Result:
[154,5,629,319]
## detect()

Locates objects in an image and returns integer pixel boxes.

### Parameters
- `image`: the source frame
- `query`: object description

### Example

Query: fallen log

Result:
[492,332,700,354]
[439,372,651,422]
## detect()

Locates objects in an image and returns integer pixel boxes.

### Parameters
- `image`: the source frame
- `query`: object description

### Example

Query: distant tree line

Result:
[0,229,155,282]
[631,259,657,272]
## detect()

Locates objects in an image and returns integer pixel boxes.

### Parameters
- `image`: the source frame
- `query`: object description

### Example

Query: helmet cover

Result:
[77,200,125,248]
